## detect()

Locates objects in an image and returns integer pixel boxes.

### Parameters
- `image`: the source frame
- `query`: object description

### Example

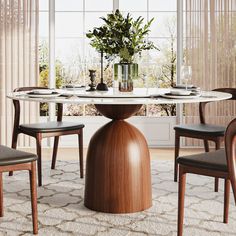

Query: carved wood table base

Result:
[84,105,152,213]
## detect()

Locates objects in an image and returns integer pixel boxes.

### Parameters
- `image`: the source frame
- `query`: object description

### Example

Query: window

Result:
[39,0,49,116]
[120,0,177,116]
[39,0,177,117]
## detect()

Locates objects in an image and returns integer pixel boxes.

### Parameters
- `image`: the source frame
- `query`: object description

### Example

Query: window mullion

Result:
[48,0,56,147]
[113,0,119,12]
[176,0,184,144]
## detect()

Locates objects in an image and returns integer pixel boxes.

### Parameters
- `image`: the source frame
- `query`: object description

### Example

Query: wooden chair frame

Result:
[177,118,236,236]
[0,161,38,234]
[175,88,236,192]
[11,87,84,186]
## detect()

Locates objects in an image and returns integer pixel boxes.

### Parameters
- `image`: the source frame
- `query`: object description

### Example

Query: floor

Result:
[4,147,235,236]
[2,156,236,235]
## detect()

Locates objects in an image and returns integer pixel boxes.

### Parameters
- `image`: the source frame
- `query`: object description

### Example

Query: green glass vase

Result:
[113,63,138,92]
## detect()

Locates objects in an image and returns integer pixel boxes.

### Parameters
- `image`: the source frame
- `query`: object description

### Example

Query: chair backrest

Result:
[213,88,236,100]
[225,117,236,203]
[12,87,63,127]
[199,88,236,123]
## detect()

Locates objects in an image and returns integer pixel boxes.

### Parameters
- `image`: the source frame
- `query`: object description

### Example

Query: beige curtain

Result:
[0,0,39,146]
[184,0,236,146]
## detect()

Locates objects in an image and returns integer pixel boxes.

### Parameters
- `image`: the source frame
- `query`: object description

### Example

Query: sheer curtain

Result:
[0,0,39,146]
[184,0,236,146]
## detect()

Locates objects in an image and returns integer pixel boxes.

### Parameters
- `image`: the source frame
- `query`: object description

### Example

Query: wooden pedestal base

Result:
[84,105,152,213]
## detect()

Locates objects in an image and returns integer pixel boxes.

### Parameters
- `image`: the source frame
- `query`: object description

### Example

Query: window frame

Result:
[44,0,182,119]
[45,2,183,113]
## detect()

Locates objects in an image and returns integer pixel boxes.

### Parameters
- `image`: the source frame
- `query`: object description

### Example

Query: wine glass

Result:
[70,67,79,95]
[61,68,66,88]
[64,67,75,95]
[155,66,162,88]
[181,65,192,90]
[64,66,72,86]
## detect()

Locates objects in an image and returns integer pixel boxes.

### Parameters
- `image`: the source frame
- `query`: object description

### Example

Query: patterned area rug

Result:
[0,160,236,236]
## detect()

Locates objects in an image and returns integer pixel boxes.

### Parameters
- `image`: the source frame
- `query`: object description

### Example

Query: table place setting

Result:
[20,87,202,100]
[25,89,61,98]
[62,85,86,91]
[156,65,201,99]
[8,88,231,107]
[172,84,200,89]
[159,86,201,99]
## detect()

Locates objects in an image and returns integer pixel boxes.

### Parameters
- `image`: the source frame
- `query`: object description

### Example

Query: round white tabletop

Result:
[7,88,232,105]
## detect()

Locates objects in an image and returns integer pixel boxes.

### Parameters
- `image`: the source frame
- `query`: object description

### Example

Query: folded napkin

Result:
[64,85,85,89]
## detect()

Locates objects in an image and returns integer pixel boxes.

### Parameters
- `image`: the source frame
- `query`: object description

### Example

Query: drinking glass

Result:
[148,64,158,88]
[181,65,192,90]
[155,66,162,88]
[63,67,75,94]
[70,67,78,94]
[61,68,66,88]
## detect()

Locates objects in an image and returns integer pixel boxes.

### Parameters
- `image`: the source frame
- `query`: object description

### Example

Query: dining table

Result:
[7,88,232,214]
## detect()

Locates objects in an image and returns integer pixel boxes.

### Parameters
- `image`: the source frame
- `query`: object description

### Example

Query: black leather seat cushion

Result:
[174,124,225,136]
[0,145,37,166]
[177,149,227,172]
[20,121,84,133]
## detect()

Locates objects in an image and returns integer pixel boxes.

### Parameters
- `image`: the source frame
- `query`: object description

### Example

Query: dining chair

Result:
[11,87,84,186]
[0,145,38,234]
[177,117,236,236]
[174,88,236,192]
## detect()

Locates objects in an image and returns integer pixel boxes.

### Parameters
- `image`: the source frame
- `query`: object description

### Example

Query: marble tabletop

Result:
[7,88,232,105]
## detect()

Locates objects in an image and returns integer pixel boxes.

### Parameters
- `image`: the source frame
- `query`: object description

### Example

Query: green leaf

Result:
[86,10,158,66]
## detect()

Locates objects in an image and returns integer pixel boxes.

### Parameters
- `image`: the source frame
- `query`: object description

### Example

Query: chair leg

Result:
[174,133,180,182]
[231,176,236,205]
[214,140,221,192]
[224,178,230,224]
[9,132,19,176]
[29,161,38,234]
[9,171,13,177]
[51,136,59,170]
[0,172,3,217]
[178,166,186,236]
[36,136,42,187]
[203,139,209,152]
[78,131,84,178]
[214,178,219,192]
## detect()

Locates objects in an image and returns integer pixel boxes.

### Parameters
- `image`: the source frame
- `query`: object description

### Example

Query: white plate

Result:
[161,93,201,99]
[170,90,192,96]
[27,93,61,98]
[31,89,55,95]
